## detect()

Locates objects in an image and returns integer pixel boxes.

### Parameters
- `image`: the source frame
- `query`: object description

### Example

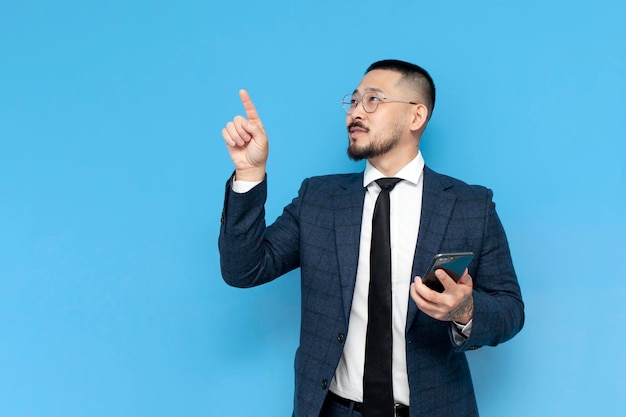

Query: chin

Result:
[347,144,368,161]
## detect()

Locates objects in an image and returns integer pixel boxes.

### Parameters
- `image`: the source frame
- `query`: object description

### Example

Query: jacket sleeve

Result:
[218,174,304,288]
[455,189,525,351]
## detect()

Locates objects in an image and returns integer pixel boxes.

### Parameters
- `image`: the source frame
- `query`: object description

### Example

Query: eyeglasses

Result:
[341,91,418,114]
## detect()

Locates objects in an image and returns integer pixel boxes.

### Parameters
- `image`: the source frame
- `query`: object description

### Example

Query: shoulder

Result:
[424,166,493,201]
[300,172,363,193]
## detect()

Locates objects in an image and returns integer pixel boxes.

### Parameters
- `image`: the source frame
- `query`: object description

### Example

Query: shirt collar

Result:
[363,151,425,188]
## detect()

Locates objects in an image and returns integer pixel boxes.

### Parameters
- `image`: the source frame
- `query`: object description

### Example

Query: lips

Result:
[348,122,369,135]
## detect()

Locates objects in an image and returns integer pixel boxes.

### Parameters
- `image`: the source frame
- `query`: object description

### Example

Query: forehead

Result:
[354,69,403,95]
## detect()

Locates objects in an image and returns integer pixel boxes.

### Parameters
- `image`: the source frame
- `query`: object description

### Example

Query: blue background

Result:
[1,1,625,416]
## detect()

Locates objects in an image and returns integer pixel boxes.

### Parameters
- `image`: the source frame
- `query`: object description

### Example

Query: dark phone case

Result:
[422,252,474,293]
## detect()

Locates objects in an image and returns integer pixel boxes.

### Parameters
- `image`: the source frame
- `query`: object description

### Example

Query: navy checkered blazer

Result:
[219,166,524,417]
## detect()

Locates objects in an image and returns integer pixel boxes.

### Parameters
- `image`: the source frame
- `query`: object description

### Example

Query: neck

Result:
[368,146,419,177]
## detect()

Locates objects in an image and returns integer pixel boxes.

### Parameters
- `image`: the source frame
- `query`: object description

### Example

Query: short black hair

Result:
[366,59,436,118]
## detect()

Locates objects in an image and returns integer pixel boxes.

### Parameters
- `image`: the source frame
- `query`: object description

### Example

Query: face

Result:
[346,69,416,161]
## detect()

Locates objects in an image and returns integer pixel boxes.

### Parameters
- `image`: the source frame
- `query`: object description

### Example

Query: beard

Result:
[346,121,403,161]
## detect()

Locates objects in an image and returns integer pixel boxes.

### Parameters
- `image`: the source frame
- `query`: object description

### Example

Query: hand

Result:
[222,89,268,181]
[410,268,474,324]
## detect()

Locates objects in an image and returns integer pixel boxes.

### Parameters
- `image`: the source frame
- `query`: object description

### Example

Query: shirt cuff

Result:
[232,179,262,193]
[451,319,473,345]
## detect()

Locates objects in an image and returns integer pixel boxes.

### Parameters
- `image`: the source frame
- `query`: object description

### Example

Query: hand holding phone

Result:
[422,252,474,293]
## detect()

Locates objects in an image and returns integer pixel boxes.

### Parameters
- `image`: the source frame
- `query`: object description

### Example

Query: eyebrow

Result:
[352,87,385,96]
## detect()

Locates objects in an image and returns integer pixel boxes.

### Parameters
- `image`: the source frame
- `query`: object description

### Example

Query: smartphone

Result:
[422,252,474,293]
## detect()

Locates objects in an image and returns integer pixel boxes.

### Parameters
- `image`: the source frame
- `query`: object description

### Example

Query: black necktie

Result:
[363,177,402,417]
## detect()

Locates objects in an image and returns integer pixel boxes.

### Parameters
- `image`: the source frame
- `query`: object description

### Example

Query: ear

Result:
[410,104,429,132]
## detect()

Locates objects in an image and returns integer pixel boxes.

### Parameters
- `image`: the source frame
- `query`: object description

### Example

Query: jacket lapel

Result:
[328,168,457,328]
[333,173,367,323]
[406,167,457,329]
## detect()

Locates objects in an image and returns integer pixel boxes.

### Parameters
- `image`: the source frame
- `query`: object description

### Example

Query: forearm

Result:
[218,176,301,288]
[454,197,524,350]
[218,176,270,287]
[459,289,523,348]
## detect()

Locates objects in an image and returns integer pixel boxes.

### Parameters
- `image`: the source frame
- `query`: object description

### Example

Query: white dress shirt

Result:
[232,152,470,406]
[329,152,425,406]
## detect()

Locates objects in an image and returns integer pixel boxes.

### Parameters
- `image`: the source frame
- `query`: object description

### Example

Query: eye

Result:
[366,94,381,103]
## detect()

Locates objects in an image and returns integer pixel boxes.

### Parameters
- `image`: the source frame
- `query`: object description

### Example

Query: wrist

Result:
[235,167,266,182]
[453,316,471,326]
[447,294,474,324]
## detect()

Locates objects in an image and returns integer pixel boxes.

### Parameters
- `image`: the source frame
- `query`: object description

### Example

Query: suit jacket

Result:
[219,166,524,417]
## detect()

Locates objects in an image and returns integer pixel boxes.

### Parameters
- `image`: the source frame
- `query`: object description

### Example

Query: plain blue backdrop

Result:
[1,1,625,416]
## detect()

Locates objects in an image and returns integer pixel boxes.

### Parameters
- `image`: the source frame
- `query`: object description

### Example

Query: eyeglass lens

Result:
[342,92,380,114]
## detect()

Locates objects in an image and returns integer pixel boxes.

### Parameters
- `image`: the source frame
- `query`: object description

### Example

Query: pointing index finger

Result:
[239,89,261,123]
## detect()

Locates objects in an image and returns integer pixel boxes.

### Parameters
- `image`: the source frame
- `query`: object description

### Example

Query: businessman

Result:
[219,60,524,417]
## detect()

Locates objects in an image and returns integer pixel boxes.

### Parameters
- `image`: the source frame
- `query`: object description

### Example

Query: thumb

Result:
[457,269,473,287]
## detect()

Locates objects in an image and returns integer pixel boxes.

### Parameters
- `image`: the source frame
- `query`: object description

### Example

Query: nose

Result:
[346,108,364,126]
[349,99,367,119]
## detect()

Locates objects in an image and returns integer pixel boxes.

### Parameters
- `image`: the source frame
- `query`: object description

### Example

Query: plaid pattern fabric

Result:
[219,167,524,417]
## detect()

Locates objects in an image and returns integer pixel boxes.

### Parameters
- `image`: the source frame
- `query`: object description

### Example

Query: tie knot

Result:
[375,177,402,191]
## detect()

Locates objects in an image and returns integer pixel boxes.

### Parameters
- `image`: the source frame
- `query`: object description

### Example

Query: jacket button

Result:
[337,333,345,343]
[321,379,328,389]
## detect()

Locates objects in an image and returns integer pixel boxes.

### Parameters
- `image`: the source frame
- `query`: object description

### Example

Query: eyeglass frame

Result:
[341,91,419,114]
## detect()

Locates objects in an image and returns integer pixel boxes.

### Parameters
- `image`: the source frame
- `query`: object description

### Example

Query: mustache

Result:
[347,121,369,132]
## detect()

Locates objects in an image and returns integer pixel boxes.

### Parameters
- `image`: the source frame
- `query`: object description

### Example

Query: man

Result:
[219,60,524,417]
